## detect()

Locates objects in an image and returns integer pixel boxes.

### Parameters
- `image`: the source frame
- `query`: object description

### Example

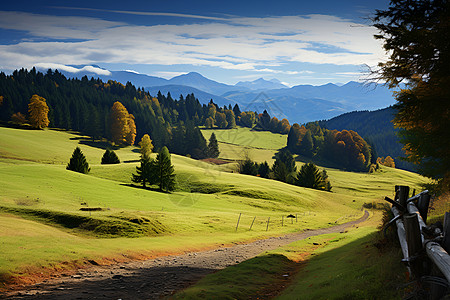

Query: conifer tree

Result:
[28,94,49,129]
[296,163,326,190]
[132,154,155,188]
[67,147,90,174]
[101,149,120,164]
[207,133,220,158]
[154,146,175,192]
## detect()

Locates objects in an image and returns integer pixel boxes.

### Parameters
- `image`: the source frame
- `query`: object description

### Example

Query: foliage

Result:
[154,146,176,192]
[373,0,450,186]
[27,94,49,129]
[101,149,120,164]
[377,156,395,168]
[66,147,90,174]
[11,112,27,124]
[110,101,136,146]
[296,163,327,190]
[258,161,270,178]
[207,132,220,158]
[131,154,155,188]
[138,134,154,157]
[272,149,296,183]
[239,158,258,176]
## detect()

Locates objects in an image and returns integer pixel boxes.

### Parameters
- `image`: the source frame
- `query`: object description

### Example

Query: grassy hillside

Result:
[0,126,427,288]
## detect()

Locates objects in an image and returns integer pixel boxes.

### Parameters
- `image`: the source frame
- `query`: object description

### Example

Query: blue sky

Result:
[0,0,390,86]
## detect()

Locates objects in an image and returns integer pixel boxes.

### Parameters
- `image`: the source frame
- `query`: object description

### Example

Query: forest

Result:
[0,67,377,171]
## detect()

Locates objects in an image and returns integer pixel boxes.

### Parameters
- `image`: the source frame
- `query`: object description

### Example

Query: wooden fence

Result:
[385,185,450,298]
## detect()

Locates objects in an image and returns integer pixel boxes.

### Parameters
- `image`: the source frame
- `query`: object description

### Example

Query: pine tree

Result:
[258,161,270,178]
[132,154,155,188]
[154,146,175,192]
[28,94,49,129]
[101,149,120,164]
[207,133,220,158]
[67,147,90,174]
[296,163,327,190]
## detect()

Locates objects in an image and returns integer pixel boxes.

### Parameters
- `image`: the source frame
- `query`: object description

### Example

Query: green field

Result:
[0,126,427,294]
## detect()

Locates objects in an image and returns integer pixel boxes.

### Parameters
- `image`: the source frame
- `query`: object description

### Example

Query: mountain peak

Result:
[235,77,287,90]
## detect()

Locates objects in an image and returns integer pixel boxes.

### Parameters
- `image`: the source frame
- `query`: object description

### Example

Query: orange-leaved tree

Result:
[110,101,136,146]
[28,94,49,129]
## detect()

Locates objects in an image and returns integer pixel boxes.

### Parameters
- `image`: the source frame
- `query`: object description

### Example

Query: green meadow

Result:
[0,126,427,293]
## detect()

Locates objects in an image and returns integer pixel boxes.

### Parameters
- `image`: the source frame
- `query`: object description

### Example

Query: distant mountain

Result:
[168,72,243,95]
[38,64,396,124]
[320,107,415,172]
[36,65,169,88]
[235,78,288,90]
[145,85,235,107]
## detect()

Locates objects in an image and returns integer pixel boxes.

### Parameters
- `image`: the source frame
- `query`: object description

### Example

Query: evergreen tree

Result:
[239,158,258,176]
[258,161,270,178]
[28,94,49,129]
[272,159,290,183]
[299,130,314,156]
[154,146,176,192]
[374,0,450,186]
[296,163,327,190]
[132,154,155,188]
[101,149,120,164]
[207,133,220,158]
[67,147,90,174]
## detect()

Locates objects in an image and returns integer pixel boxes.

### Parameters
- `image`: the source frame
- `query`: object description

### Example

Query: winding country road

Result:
[3,211,369,299]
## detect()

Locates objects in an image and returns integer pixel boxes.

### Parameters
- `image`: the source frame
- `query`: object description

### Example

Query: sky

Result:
[0,0,390,86]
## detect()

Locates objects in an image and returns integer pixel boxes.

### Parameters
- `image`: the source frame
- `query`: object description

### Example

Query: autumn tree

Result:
[28,94,49,129]
[11,112,27,124]
[373,0,450,187]
[139,134,154,157]
[67,147,90,174]
[125,113,136,145]
[215,112,228,128]
[110,101,136,146]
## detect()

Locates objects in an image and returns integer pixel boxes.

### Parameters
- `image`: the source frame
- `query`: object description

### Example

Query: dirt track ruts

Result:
[2,211,369,300]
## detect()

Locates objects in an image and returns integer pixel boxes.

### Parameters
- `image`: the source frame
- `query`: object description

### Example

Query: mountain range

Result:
[39,65,396,124]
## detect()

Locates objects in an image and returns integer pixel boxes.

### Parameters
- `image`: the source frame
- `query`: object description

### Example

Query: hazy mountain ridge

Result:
[40,65,396,124]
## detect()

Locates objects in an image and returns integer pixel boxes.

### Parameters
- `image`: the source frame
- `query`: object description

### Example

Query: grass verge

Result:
[172,211,406,300]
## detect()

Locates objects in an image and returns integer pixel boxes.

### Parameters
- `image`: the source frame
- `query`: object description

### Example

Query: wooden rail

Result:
[385,186,450,298]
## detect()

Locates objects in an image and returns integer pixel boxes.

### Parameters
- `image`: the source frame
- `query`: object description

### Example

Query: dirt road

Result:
[2,211,369,299]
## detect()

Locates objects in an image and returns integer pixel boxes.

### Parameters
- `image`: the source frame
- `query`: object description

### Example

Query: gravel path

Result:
[2,211,369,300]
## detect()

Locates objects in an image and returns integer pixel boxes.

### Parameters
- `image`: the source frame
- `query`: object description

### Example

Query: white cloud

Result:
[0,11,386,74]
[34,63,112,75]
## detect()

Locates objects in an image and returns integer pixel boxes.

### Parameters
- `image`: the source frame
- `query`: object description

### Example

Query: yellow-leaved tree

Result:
[110,101,136,146]
[139,134,154,157]
[28,94,49,129]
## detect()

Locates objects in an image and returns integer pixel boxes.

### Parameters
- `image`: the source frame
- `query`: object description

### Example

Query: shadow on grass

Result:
[120,183,171,194]
[2,265,216,299]
[173,231,407,300]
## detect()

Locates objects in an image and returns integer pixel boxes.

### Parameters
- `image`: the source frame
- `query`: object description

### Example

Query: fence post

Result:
[282,216,284,227]
[443,212,450,253]
[404,213,423,278]
[249,216,256,231]
[417,192,431,223]
[266,217,270,231]
[398,186,410,211]
[235,213,241,232]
